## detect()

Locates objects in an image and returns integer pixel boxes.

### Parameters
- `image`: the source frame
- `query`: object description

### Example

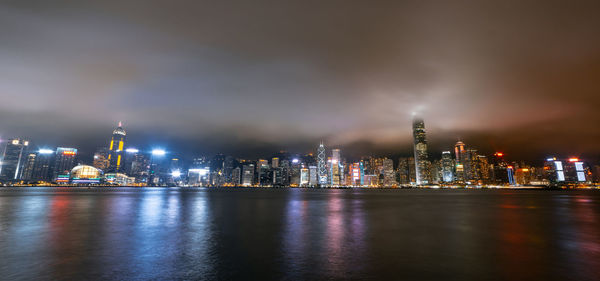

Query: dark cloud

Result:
[0,0,599,162]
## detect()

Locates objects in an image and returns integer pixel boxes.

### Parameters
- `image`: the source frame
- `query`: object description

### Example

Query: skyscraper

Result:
[382,158,396,187]
[53,147,77,180]
[242,164,254,186]
[21,153,37,181]
[330,148,342,186]
[441,151,454,183]
[317,142,328,186]
[0,138,30,181]
[93,147,110,171]
[454,141,466,163]
[31,149,55,182]
[412,118,429,185]
[107,122,126,173]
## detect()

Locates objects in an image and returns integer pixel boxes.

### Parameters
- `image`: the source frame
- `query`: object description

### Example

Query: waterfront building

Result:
[70,165,102,184]
[104,173,135,186]
[490,152,510,185]
[412,118,429,185]
[300,167,309,186]
[348,162,364,186]
[93,147,110,171]
[53,147,77,181]
[231,167,241,185]
[544,157,590,184]
[0,138,30,181]
[330,149,342,186]
[441,151,454,183]
[382,158,396,187]
[242,164,254,186]
[397,157,416,185]
[21,153,37,181]
[29,149,55,182]
[309,165,318,187]
[317,142,328,186]
[107,122,126,173]
[188,167,210,186]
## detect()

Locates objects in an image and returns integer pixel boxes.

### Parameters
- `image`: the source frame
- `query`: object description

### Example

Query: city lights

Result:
[0,120,596,188]
[38,149,54,154]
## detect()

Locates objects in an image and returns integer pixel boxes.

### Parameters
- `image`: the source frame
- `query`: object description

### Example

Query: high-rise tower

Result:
[412,117,429,185]
[317,142,328,186]
[330,148,342,186]
[108,122,126,173]
[0,138,30,181]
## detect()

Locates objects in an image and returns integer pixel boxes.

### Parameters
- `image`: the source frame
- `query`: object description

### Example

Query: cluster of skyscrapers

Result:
[0,120,597,187]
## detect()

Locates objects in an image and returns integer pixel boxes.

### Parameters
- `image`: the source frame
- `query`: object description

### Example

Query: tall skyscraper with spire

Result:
[412,117,429,185]
[107,122,126,173]
[317,142,328,186]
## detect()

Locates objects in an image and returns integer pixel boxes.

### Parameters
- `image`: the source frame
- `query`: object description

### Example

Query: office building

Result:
[412,118,429,185]
[0,138,30,181]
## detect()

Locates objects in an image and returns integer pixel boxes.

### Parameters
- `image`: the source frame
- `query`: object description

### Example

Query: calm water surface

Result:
[0,188,599,280]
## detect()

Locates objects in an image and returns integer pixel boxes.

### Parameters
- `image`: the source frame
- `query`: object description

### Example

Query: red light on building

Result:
[507,166,513,169]
[63,151,76,156]
[568,158,579,162]
[495,152,504,157]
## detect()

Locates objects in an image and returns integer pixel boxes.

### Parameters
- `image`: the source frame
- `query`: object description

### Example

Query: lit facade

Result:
[107,122,126,173]
[412,118,429,185]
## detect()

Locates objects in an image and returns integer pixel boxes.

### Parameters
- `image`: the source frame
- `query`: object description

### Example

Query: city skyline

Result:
[0,119,595,166]
[1,0,599,162]
[1,120,596,187]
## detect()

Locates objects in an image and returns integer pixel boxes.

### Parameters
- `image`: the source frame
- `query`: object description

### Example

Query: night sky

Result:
[1,0,599,162]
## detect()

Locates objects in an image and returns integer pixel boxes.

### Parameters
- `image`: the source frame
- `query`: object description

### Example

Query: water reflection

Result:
[0,188,599,280]
[282,189,367,279]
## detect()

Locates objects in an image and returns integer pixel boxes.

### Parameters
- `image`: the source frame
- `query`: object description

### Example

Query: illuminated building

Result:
[317,142,328,186]
[330,149,342,186]
[290,158,301,186]
[545,158,590,184]
[30,149,55,181]
[270,157,279,169]
[412,118,429,185]
[107,122,126,173]
[21,153,37,181]
[231,167,241,185]
[441,151,454,183]
[514,168,533,185]
[188,168,210,186]
[0,138,30,181]
[257,159,270,186]
[300,167,309,186]
[397,157,416,185]
[104,173,134,186]
[93,147,110,171]
[348,162,364,186]
[476,155,490,184]
[454,141,466,163]
[242,164,254,186]
[309,165,318,187]
[382,158,396,187]
[490,152,509,185]
[70,165,102,184]
[53,147,78,181]
[507,165,515,185]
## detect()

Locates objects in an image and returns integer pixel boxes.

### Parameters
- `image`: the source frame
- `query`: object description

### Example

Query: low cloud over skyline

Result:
[1,0,599,161]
